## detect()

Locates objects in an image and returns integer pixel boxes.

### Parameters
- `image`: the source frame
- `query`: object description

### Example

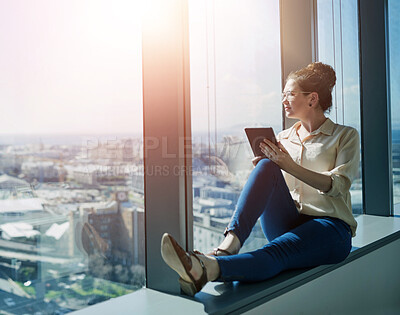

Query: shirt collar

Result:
[280,118,335,140]
[312,117,335,136]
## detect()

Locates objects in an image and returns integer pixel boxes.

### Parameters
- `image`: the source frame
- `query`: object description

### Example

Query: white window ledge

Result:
[72,215,400,315]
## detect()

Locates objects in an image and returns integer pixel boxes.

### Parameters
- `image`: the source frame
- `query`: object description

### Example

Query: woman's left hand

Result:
[259,139,296,172]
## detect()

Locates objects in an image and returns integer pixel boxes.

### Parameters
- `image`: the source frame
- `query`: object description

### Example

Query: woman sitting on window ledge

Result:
[161,62,359,296]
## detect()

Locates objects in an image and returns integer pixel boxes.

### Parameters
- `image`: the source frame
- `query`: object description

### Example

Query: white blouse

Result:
[277,118,360,237]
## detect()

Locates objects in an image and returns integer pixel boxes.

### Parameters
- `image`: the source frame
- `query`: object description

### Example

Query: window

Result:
[389,0,400,215]
[317,0,363,214]
[0,1,144,313]
[188,0,282,253]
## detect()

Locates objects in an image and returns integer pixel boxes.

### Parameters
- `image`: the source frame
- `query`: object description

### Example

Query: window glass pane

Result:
[189,0,282,253]
[389,0,400,214]
[0,1,144,313]
[317,0,363,214]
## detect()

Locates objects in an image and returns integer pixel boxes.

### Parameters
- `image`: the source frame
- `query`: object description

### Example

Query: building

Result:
[0,174,34,199]
[199,186,240,205]
[71,198,145,273]
[21,161,65,183]
[120,203,145,266]
[73,166,99,187]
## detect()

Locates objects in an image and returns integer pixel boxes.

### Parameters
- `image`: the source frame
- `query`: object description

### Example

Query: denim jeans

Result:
[215,158,352,282]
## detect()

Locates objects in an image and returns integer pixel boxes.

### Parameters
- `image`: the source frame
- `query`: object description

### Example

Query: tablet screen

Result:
[244,127,277,157]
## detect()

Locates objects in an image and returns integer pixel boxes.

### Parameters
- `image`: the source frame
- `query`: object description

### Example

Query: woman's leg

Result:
[225,158,306,246]
[216,216,352,282]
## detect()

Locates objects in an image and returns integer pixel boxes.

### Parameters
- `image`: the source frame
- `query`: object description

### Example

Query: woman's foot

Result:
[209,231,241,256]
[161,233,220,296]
[207,248,234,256]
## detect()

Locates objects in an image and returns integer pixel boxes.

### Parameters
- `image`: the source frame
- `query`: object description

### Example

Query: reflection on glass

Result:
[317,0,363,214]
[0,1,144,313]
[189,0,282,253]
[389,0,400,214]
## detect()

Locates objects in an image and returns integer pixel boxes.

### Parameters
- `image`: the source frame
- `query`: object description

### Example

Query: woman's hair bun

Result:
[287,61,337,112]
[306,62,336,91]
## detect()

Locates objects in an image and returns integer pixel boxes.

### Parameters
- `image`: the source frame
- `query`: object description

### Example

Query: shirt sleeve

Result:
[318,128,360,197]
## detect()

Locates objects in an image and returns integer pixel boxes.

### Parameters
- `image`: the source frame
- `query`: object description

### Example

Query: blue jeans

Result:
[215,159,352,282]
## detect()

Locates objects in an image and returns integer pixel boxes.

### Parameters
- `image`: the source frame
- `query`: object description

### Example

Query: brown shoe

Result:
[161,233,208,296]
[207,248,233,256]
[191,248,233,256]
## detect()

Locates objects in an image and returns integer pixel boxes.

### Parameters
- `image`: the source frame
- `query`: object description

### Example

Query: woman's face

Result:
[282,79,311,120]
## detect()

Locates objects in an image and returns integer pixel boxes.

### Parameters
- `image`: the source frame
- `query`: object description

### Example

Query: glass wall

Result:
[389,0,400,215]
[188,0,282,253]
[317,0,363,214]
[0,1,144,313]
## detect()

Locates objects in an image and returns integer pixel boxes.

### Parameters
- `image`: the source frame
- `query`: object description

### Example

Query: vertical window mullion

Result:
[142,0,192,293]
[280,0,315,129]
[358,0,392,216]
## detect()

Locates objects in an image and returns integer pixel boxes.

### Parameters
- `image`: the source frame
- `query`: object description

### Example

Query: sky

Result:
[317,0,361,131]
[0,0,282,137]
[0,0,398,137]
[188,0,283,136]
[0,0,143,135]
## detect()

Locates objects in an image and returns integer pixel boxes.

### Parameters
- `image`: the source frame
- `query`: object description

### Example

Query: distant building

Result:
[120,202,145,266]
[73,165,127,187]
[0,198,44,222]
[131,172,144,194]
[199,186,240,205]
[193,211,231,231]
[193,183,201,197]
[0,174,34,200]
[73,166,99,186]
[73,198,145,269]
[194,197,233,214]
[193,224,225,254]
[45,222,70,241]
[21,161,66,182]
[0,174,31,190]
[0,153,23,175]
[0,222,40,240]
[193,214,267,254]
[78,201,119,255]
[85,138,141,162]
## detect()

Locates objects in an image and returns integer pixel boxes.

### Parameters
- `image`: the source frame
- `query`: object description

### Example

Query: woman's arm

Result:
[285,161,332,192]
[260,139,332,192]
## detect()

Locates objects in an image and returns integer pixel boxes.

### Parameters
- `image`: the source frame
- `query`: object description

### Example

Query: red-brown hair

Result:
[287,62,336,112]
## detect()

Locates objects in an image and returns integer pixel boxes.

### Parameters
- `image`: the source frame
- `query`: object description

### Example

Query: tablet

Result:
[244,127,277,157]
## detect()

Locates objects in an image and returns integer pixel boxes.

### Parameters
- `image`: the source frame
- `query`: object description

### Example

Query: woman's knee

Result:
[255,158,280,175]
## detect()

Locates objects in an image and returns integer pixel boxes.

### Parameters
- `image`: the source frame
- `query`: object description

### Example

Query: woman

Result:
[161,62,359,296]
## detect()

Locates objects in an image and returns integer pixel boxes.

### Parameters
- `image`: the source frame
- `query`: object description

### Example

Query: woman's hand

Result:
[260,139,333,192]
[259,139,296,172]
[252,156,264,167]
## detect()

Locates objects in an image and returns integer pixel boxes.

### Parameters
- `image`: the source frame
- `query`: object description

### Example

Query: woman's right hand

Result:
[252,156,264,167]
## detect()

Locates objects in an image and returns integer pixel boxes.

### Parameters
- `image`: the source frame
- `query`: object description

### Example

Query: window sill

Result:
[72,215,400,315]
